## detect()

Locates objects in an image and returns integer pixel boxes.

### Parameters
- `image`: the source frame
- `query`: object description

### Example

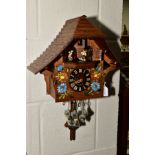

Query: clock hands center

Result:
[75,78,83,84]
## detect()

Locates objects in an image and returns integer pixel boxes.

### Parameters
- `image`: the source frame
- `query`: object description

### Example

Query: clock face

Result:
[69,69,91,92]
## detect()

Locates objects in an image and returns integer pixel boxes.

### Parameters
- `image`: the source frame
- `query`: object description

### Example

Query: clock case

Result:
[27,15,119,102]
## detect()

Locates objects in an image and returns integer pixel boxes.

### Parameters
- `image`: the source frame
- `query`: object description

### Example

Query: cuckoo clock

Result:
[27,15,119,140]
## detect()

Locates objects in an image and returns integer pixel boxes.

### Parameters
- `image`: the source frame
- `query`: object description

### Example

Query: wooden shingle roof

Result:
[27,15,105,74]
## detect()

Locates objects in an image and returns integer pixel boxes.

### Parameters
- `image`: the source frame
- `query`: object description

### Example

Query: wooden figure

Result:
[27,15,120,140]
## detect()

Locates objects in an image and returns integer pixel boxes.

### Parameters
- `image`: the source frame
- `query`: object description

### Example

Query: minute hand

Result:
[75,79,83,84]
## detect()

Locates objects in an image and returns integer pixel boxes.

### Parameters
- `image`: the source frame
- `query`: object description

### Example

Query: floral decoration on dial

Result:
[92,70,101,80]
[55,72,67,82]
[91,81,100,92]
[57,83,67,94]
[96,65,101,71]
[57,65,64,72]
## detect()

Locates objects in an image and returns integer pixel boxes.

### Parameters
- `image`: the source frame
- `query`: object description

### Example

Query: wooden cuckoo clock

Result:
[27,15,119,140]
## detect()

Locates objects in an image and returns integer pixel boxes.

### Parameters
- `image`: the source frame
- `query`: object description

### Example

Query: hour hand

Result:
[75,79,83,84]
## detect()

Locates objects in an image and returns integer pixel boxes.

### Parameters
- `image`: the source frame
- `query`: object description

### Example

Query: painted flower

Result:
[57,65,63,72]
[91,82,100,92]
[92,71,101,79]
[96,66,101,71]
[56,72,67,81]
[57,83,67,94]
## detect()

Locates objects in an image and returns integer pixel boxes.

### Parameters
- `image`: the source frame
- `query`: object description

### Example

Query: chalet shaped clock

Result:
[27,15,119,140]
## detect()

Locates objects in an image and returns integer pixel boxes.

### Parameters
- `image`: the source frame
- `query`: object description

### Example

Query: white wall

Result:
[26,0,123,155]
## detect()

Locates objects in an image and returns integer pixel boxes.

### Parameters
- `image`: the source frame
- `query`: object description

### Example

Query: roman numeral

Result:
[85,82,90,86]
[71,83,75,88]
[74,86,78,90]
[78,87,82,91]
[86,78,90,81]
[83,86,86,89]
[70,74,74,78]
[79,69,82,73]
[74,70,78,74]
[69,79,74,82]
[83,70,86,74]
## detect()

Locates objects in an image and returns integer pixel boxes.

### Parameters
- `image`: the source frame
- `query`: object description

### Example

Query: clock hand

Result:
[75,79,83,84]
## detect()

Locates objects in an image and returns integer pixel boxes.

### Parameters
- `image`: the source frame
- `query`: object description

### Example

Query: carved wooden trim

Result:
[42,70,52,94]
[102,64,117,77]
[64,62,97,69]
[104,54,116,64]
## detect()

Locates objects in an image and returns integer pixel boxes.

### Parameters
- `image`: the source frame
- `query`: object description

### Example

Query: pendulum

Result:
[64,100,94,140]
[64,101,79,140]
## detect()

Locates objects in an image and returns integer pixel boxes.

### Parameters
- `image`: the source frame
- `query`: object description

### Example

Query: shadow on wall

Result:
[88,16,122,96]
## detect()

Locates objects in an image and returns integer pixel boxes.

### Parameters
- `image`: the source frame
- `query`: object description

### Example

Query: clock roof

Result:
[27,15,117,74]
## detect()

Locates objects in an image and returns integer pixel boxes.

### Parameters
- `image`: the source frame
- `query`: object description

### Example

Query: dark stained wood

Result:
[64,62,97,69]
[55,92,104,103]
[42,69,52,94]
[104,54,116,64]
[50,78,56,98]
[120,25,129,46]
[117,69,129,155]
[70,128,76,140]
[88,39,103,61]
[69,102,77,140]
[117,26,129,153]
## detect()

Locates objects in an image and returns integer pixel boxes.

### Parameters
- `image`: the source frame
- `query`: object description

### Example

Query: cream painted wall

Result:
[26,0,123,155]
